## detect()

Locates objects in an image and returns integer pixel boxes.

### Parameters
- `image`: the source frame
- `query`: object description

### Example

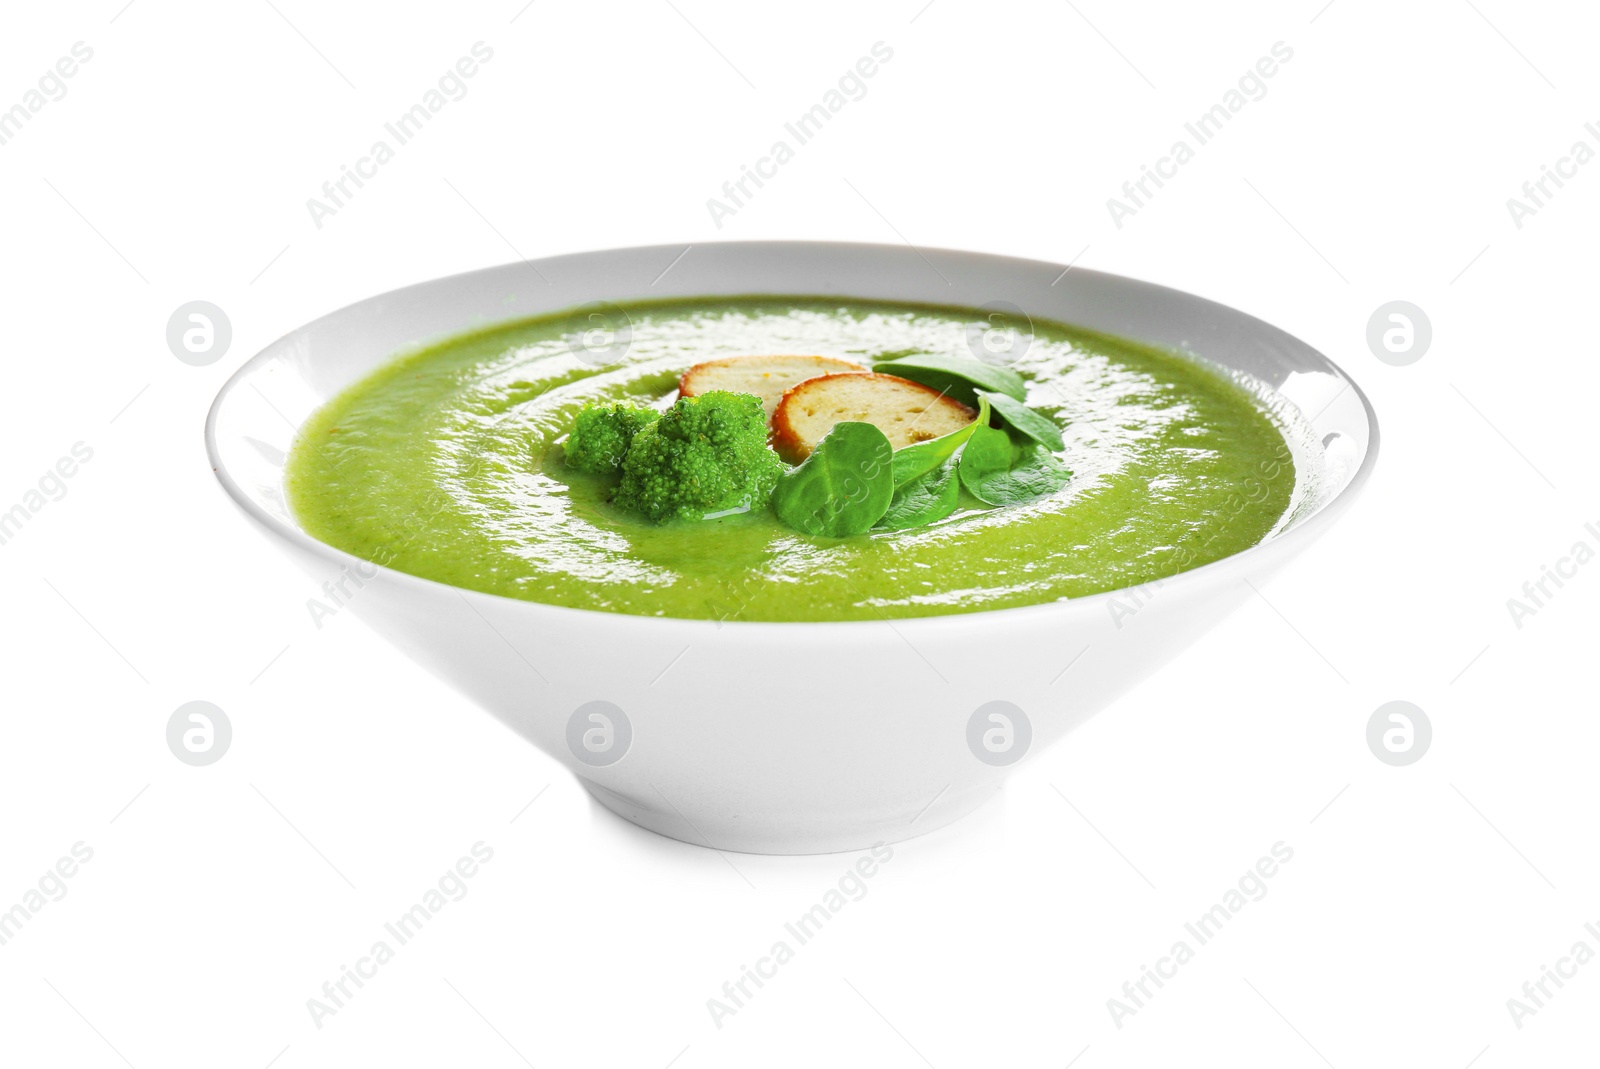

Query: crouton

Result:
[771,372,977,463]
[678,355,868,415]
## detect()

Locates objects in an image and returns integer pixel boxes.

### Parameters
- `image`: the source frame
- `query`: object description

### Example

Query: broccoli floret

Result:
[563,402,660,475]
[615,391,783,522]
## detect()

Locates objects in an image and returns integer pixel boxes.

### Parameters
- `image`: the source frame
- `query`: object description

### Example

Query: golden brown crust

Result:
[770,372,976,463]
[677,355,869,415]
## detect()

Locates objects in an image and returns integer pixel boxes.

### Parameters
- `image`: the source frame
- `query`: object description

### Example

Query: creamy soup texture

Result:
[285,297,1304,622]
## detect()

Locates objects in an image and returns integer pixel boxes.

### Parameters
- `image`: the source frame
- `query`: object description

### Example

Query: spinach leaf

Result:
[876,456,961,531]
[978,390,1065,451]
[892,395,991,486]
[984,444,1071,504]
[956,423,1014,504]
[770,421,895,537]
[960,428,1071,507]
[874,352,1026,406]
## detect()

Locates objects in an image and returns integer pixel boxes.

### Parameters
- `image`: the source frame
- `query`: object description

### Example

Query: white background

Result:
[1,1,1595,1066]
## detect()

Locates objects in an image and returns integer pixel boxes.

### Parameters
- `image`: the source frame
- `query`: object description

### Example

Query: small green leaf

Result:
[957,423,1014,505]
[978,390,1065,452]
[874,352,1026,406]
[876,457,961,531]
[962,433,1072,507]
[771,422,895,537]
[892,395,990,486]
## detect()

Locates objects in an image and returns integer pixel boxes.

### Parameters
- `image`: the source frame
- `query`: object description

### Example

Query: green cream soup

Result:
[286,297,1301,622]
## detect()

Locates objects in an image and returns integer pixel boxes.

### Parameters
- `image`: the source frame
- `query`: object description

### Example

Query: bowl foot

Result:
[578,777,1002,856]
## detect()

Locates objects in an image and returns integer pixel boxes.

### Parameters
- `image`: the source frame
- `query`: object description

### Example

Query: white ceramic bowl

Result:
[207,241,1378,854]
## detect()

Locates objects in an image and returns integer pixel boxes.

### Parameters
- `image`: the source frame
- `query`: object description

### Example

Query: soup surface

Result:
[286,297,1301,622]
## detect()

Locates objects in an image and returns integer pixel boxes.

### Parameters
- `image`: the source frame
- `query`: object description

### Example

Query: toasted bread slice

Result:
[678,355,868,415]
[771,372,977,463]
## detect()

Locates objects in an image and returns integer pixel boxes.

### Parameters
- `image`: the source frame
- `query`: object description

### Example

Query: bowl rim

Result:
[205,238,1381,632]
